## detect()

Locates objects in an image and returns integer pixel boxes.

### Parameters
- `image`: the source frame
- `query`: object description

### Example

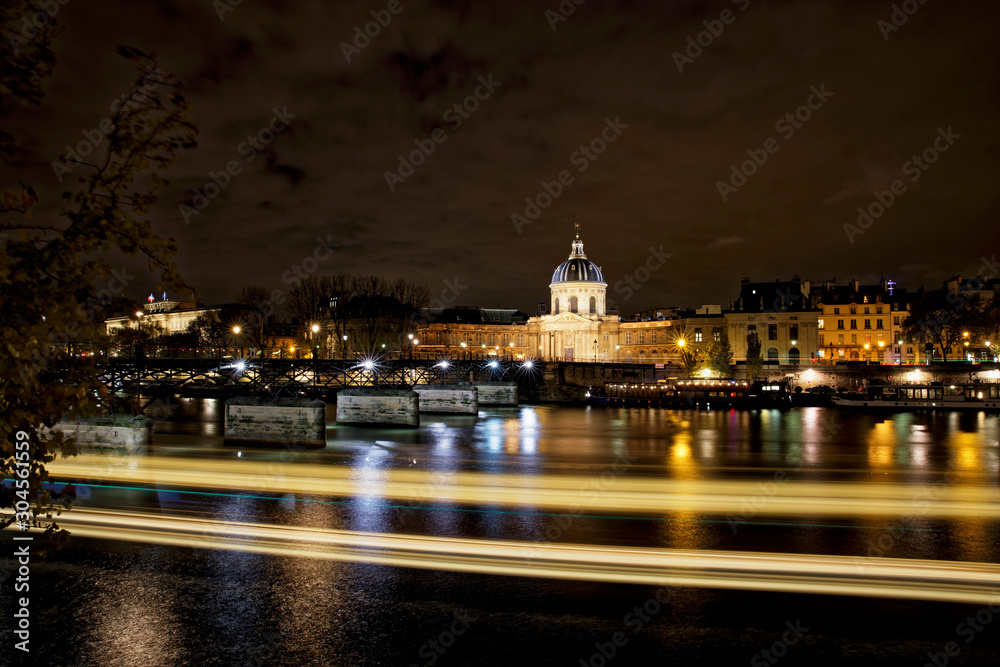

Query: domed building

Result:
[528,225,621,362]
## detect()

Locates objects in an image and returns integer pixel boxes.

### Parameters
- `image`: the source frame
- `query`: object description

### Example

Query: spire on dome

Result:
[570,220,586,258]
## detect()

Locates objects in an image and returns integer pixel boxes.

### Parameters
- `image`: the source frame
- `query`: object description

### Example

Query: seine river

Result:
[7,400,1000,666]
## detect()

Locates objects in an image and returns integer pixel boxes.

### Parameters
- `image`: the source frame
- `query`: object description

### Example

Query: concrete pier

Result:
[475,382,518,407]
[51,416,153,454]
[412,384,479,414]
[336,388,420,427]
[225,397,326,447]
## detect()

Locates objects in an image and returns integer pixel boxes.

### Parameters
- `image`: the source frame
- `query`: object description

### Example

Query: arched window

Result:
[554,298,560,314]
[569,296,578,313]
[589,296,597,314]
[788,348,800,365]
[650,350,658,363]
[767,347,779,362]
[638,350,646,363]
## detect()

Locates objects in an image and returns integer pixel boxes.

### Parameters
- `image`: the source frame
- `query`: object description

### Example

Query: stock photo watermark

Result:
[511,116,628,233]
[717,84,833,202]
[384,74,502,192]
[877,0,930,41]
[672,0,752,73]
[179,106,296,224]
[843,126,959,244]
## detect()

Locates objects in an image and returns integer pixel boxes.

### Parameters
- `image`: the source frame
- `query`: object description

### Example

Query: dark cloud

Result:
[4,0,999,313]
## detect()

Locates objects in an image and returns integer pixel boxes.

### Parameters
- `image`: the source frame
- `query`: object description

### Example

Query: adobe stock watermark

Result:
[179,106,296,224]
[340,0,412,63]
[609,245,673,304]
[4,0,70,53]
[877,0,930,41]
[545,0,587,31]
[750,620,810,666]
[717,84,833,202]
[51,69,162,183]
[384,74,502,192]
[843,126,959,244]
[578,583,676,667]
[672,0,752,73]
[520,453,638,562]
[407,610,475,667]
[920,595,1000,667]
[213,0,243,22]
[511,116,629,233]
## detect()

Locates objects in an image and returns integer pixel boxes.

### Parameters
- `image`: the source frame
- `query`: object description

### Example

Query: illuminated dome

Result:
[550,227,605,285]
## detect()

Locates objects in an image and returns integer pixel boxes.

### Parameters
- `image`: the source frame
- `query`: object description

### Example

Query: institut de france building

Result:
[414,226,941,366]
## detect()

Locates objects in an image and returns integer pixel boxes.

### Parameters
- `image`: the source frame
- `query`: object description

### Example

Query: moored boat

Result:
[831,381,1000,410]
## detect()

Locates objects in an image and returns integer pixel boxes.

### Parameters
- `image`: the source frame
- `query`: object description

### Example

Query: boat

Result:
[831,381,1000,410]
[586,380,793,409]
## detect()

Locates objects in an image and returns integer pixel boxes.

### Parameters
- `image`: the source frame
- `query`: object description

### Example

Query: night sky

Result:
[5,0,1000,314]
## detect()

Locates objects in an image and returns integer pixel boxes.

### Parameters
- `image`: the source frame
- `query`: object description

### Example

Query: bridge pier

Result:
[336,388,420,427]
[474,382,518,407]
[224,397,326,447]
[412,384,478,414]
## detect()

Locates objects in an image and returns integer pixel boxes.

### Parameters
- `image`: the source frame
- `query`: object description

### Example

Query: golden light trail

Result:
[46,454,1000,519]
[16,507,1000,606]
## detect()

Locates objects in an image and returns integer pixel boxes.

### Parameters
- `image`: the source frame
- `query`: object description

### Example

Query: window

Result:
[554,298,560,315]
[488,333,495,345]
[694,328,703,343]
[877,332,884,342]
[502,334,509,346]
[650,332,657,344]
[876,306,883,314]
[864,307,870,314]
[789,324,799,340]
[851,334,857,345]
[850,307,857,315]
[838,334,844,344]
[863,296,869,303]
[865,333,871,344]
[819,334,824,346]
[876,319,883,329]
[569,296,578,313]
[837,320,845,330]
[833,307,840,315]
[768,324,777,340]
[838,349,845,359]
[893,316,901,325]
[818,319,825,329]
[864,319,871,329]
[712,327,721,342]
[638,331,646,344]
[747,324,757,332]
[603,332,609,341]
[850,319,857,329]
[625,332,632,344]
[589,296,597,314]
[516,333,524,346]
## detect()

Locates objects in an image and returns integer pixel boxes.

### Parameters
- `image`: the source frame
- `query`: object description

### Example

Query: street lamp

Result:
[232,325,242,358]
[342,334,348,362]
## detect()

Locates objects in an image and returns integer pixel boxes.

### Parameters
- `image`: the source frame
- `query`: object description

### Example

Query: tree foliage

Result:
[705,331,734,377]
[745,332,764,383]
[0,8,198,541]
[900,290,990,362]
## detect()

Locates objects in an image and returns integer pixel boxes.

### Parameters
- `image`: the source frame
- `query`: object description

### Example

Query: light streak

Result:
[14,507,1000,606]
[43,455,1000,519]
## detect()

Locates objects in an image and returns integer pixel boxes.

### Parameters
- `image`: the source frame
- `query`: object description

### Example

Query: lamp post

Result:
[311,324,320,395]
[408,333,414,361]
[233,325,242,358]
[133,311,143,358]
[342,334,348,362]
